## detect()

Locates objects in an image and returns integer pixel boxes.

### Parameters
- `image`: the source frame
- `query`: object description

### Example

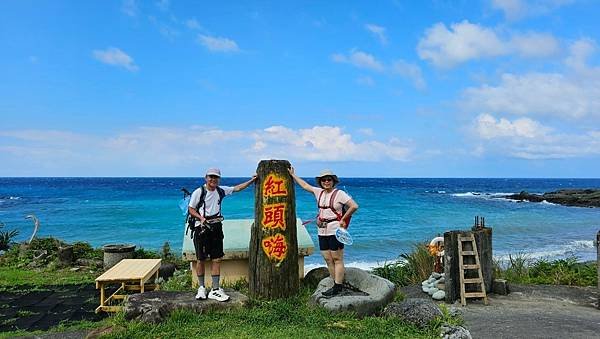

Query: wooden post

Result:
[249,160,299,299]
[444,227,493,303]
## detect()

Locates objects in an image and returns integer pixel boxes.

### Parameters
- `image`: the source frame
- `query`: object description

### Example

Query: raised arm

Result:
[233,175,257,192]
[288,167,315,193]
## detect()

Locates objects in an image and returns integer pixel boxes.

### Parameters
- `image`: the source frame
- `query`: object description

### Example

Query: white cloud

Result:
[365,24,388,45]
[462,38,600,119]
[417,21,506,68]
[121,0,138,17]
[565,38,597,72]
[0,125,412,175]
[392,60,426,89]
[463,71,600,119]
[492,0,575,21]
[332,50,384,72]
[474,113,551,139]
[186,19,201,30]
[249,126,411,161]
[417,21,559,67]
[356,76,375,87]
[92,47,139,71]
[471,114,600,159]
[197,34,240,53]
[510,32,559,57]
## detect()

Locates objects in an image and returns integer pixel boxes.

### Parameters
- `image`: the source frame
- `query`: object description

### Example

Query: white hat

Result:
[205,168,221,177]
[315,169,339,188]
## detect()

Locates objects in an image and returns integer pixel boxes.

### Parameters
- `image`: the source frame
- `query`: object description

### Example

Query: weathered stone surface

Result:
[493,279,510,295]
[382,299,442,328]
[432,290,445,300]
[504,189,600,208]
[441,325,472,339]
[124,290,248,323]
[303,266,330,289]
[310,267,395,317]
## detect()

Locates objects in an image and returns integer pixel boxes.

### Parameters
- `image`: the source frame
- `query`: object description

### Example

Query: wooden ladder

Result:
[458,233,488,306]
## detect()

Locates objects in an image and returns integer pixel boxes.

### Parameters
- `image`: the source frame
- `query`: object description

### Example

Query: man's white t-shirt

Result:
[312,187,351,236]
[189,185,234,218]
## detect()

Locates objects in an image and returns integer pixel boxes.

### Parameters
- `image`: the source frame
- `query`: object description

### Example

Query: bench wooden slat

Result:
[96,259,161,282]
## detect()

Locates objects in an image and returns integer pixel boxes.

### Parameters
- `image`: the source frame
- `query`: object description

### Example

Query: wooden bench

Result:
[95,258,162,313]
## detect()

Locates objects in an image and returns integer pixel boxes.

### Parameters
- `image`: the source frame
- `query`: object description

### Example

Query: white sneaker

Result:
[208,288,230,302]
[195,286,207,300]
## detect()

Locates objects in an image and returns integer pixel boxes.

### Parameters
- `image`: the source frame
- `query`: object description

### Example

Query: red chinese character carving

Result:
[263,174,287,197]
[262,203,286,230]
[262,234,288,262]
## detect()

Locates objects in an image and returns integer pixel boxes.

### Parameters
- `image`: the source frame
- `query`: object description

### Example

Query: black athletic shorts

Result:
[318,235,344,251]
[193,222,225,260]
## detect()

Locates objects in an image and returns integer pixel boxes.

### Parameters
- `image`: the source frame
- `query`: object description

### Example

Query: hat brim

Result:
[315,175,339,188]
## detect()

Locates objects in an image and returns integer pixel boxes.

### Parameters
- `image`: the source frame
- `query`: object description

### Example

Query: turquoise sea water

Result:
[1,178,599,269]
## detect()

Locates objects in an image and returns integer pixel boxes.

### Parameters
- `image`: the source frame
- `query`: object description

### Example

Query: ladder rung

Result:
[463,264,480,269]
[464,292,486,298]
[463,278,483,283]
[459,236,474,242]
[461,251,475,255]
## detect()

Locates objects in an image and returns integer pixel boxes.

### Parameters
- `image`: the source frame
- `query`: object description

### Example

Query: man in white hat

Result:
[188,167,256,302]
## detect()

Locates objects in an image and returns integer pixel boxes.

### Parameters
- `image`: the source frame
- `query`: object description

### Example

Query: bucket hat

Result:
[315,169,339,188]
[205,168,221,177]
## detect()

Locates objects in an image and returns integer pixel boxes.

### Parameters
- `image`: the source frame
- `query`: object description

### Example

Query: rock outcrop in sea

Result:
[504,189,600,208]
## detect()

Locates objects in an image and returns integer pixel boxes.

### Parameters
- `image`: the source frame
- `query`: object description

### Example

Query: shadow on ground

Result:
[0,284,107,332]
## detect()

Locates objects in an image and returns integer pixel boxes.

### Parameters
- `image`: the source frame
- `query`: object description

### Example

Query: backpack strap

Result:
[328,189,343,221]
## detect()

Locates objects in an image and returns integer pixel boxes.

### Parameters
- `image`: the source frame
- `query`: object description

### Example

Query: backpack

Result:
[185,185,226,238]
[317,188,352,227]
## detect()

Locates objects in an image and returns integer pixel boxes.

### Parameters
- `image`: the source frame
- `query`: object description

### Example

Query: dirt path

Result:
[461,284,599,339]
[403,283,600,339]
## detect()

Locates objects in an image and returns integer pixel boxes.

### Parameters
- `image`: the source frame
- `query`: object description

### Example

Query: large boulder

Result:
[382,299,442,328]
[309,267,395,317]
[303,267,330,289]
[124,290,248,323]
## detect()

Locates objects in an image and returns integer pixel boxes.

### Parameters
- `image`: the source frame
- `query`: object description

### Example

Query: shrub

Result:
[373,242,435,286]
[0,222,19,252]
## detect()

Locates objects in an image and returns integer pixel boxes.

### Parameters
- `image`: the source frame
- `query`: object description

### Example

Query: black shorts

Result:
[318,235,344,251]
[193,222,224,260]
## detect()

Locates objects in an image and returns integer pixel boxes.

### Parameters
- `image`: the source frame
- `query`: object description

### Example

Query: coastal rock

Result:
[303,266,330,289]
[428,287,439,296]
[441,325,472,339]
[432,290,445,300]
[504,189,600,208]
[310,267,395,317]
[124,290,248,323]
[504,191,545,203]
[382,299,442,328]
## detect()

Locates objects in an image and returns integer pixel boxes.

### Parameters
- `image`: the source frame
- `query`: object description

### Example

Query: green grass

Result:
[0,266,96,290]
[373,242,434,287]
[494,254,597,286]
[102,287,443,339]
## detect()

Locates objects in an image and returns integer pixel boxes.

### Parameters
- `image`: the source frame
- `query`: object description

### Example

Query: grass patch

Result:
[373,242,434,287]
[0,266,96,290]
[102,286,442,339]
[494,254,597,286]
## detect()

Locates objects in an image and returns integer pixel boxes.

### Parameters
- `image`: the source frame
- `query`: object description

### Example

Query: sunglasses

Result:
[207,175,220,179]
[320,177,333,182]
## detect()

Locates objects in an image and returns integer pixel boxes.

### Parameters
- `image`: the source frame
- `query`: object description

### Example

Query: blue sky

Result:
[1,0,599,177]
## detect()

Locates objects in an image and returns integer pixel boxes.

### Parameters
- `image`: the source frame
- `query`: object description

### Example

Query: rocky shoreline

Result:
[503,189,600,208]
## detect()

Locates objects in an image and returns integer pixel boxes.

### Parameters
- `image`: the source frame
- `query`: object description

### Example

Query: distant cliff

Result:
[504,189,600,208]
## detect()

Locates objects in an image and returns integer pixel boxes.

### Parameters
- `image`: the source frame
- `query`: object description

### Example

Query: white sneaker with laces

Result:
[195,286,207,300]
[208,288,230,302]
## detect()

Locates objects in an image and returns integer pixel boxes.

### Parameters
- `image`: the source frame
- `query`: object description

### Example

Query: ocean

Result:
[1,177,599,270]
